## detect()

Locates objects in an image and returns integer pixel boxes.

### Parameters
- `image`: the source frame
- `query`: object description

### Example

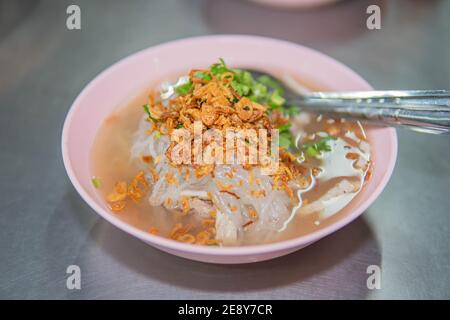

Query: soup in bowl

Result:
[62,35,397,263]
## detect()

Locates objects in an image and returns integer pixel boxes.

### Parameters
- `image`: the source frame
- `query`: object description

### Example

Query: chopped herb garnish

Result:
[257,75,284,94]
[283,104,298,117]
[231,69,256,97]
[154,131,162,139]
[278,123,292,133]
[252,82,268,99]
[175,80,193,95]
[231,80,251,96]
[302,136,337,157]
[91,177,101,189]
[277,123,294,150]
[143,103,151,115]
[279,133,293,149]
[175,124,184,129]
[143,104,157,122]
[210,58,229,76]
[268,92,286,110]
[239,70,254,86]
[194,72,212,81]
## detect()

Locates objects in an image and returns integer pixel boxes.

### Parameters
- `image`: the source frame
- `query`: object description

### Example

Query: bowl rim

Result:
[62,34,397,256]
[248,0,341,9]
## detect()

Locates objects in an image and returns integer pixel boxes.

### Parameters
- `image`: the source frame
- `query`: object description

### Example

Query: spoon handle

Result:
[296,90,450,134]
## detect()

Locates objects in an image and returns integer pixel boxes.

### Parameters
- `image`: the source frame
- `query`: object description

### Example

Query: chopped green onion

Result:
[91,177,101,189]
[279,133,293,149]
[154,131,162,139]
[277,123,294,149]
[175,80,193,95]
[143,104,157,122]
[231,80,250,96]
[175,124,184,129]
[211,58,229,76]
[302,136,337,157]
[257,75,284,94]
[252,82,268,99]
[268,92,286,109]
[278,123,292,133]
[233,69,254,85]
[194,72,212,81]
[143,103,151,115]
[304,145,319,157]
[283,104,299,117]
[241,71,254,85]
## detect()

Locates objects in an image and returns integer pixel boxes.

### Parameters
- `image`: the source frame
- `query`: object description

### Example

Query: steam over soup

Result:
[91,60,372,246]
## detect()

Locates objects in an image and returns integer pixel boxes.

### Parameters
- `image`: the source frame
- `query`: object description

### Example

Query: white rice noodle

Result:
[215,210,238,245]
[299,179,358,216]
[130,115,297,243]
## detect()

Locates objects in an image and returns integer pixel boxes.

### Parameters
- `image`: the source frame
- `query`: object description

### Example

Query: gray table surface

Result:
[0,0,449,300]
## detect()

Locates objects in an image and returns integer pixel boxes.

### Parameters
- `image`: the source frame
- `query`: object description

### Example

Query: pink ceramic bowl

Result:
[62,35,397,264]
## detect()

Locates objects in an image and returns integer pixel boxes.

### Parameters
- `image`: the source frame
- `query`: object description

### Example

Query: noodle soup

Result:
[91,60,372,246]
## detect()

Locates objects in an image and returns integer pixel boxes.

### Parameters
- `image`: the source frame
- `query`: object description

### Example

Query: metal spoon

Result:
[246,70,450,134]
